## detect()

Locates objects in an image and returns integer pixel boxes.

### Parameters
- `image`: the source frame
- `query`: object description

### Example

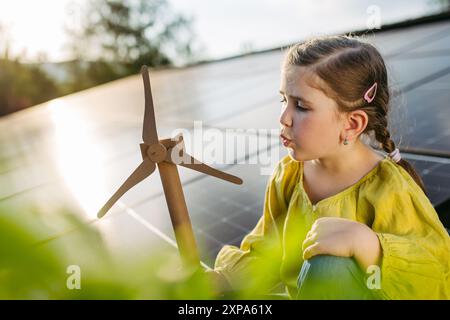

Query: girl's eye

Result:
[279,96,308,111]
[296,102,308,111]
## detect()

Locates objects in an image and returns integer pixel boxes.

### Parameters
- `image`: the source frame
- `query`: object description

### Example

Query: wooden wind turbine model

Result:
[97,66,243,269]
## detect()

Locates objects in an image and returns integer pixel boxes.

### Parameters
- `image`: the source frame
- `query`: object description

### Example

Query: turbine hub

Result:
[147,143,167,163]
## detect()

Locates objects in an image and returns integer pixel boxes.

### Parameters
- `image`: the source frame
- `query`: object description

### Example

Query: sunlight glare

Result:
[49,99,108,219]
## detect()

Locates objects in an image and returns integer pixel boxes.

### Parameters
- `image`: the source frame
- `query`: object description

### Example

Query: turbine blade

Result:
[97,159,156,218]
[141,65,159,145]
[178,153,243,185]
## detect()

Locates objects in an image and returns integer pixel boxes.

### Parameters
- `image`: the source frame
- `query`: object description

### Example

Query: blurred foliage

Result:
[0,59,60,117]
[0,195,287,299]
[0,203,219,299]
[0,0,194,116]
[64,0,195,92]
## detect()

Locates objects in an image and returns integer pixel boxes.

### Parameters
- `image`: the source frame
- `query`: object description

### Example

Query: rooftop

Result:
[1,17,449,267]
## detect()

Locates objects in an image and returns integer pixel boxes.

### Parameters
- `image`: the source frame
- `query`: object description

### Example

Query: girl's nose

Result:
[279,104,293,127]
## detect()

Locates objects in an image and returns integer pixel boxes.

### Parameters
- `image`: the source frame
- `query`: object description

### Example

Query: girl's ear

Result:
[342,110,369,142]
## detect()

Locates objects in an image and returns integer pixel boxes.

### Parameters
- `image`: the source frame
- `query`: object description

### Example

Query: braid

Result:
[374,114,427,194]
[372,114,392,152]
[376,126,395,154]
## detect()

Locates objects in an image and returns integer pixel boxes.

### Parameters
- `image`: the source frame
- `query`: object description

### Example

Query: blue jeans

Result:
[296,255,380,300]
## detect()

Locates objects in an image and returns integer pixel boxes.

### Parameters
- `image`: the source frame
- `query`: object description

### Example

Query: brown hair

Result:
[284,34,426,194]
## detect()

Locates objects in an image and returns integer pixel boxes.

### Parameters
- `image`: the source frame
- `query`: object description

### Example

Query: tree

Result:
[0,24,60,116]
[67,0,195,76]
[0,59,60,116]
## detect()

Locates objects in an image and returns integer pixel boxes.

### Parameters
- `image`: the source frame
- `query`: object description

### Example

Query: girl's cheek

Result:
[294,114,312,138]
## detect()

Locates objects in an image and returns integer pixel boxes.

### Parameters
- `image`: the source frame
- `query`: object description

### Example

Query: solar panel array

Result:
[0,19,449,268]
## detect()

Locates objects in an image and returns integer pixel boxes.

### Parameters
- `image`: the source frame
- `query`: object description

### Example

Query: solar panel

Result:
[1,18,449,270]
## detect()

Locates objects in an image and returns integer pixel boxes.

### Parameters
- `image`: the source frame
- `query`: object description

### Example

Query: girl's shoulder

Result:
[272,154,302,182]
[361,157,432,207]
[269,155,303,203]
[368,158,445,240]
[274,154,402,188]
[368,157,423,194]
[272,154,429,204]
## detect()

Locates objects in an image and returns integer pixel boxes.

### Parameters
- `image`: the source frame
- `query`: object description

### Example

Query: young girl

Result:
[210,35,450,299]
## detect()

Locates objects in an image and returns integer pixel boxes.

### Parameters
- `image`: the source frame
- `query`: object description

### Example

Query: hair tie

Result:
[364,82,378,103]
[388,148,401,163]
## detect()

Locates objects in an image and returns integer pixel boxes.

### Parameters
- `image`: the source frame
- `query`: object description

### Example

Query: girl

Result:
[210,35,450,299]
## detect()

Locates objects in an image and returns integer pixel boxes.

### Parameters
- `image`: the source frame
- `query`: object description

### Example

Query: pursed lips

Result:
[280,133,292,147]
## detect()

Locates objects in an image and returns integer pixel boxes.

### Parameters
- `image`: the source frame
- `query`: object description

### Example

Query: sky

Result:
[0,0,441,63]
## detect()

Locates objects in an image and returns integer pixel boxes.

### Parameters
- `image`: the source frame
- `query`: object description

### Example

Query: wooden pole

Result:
[157,161,200,269]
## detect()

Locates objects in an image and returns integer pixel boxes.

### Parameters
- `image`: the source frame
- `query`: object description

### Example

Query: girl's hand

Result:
[302,217,381,270]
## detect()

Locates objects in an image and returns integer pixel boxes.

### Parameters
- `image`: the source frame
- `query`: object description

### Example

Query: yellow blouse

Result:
[214,155,450,299]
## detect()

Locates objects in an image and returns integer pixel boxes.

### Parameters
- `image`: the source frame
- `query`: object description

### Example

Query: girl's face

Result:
[279,65,345,162]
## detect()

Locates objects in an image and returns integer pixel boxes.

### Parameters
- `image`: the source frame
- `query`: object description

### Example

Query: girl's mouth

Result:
[280,134,292,147]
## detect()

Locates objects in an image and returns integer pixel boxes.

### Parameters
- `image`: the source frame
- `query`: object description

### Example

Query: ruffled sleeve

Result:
[369,163,450,299]
[213,155,300,292]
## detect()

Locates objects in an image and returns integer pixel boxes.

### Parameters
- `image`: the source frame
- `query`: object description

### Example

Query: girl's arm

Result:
[213,155,299,293]
[302,217,382,271]
[302,184,450,299]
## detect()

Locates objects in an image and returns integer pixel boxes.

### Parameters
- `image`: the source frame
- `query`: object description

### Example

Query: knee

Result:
[297,255,363,293]
[300,255,359,280]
